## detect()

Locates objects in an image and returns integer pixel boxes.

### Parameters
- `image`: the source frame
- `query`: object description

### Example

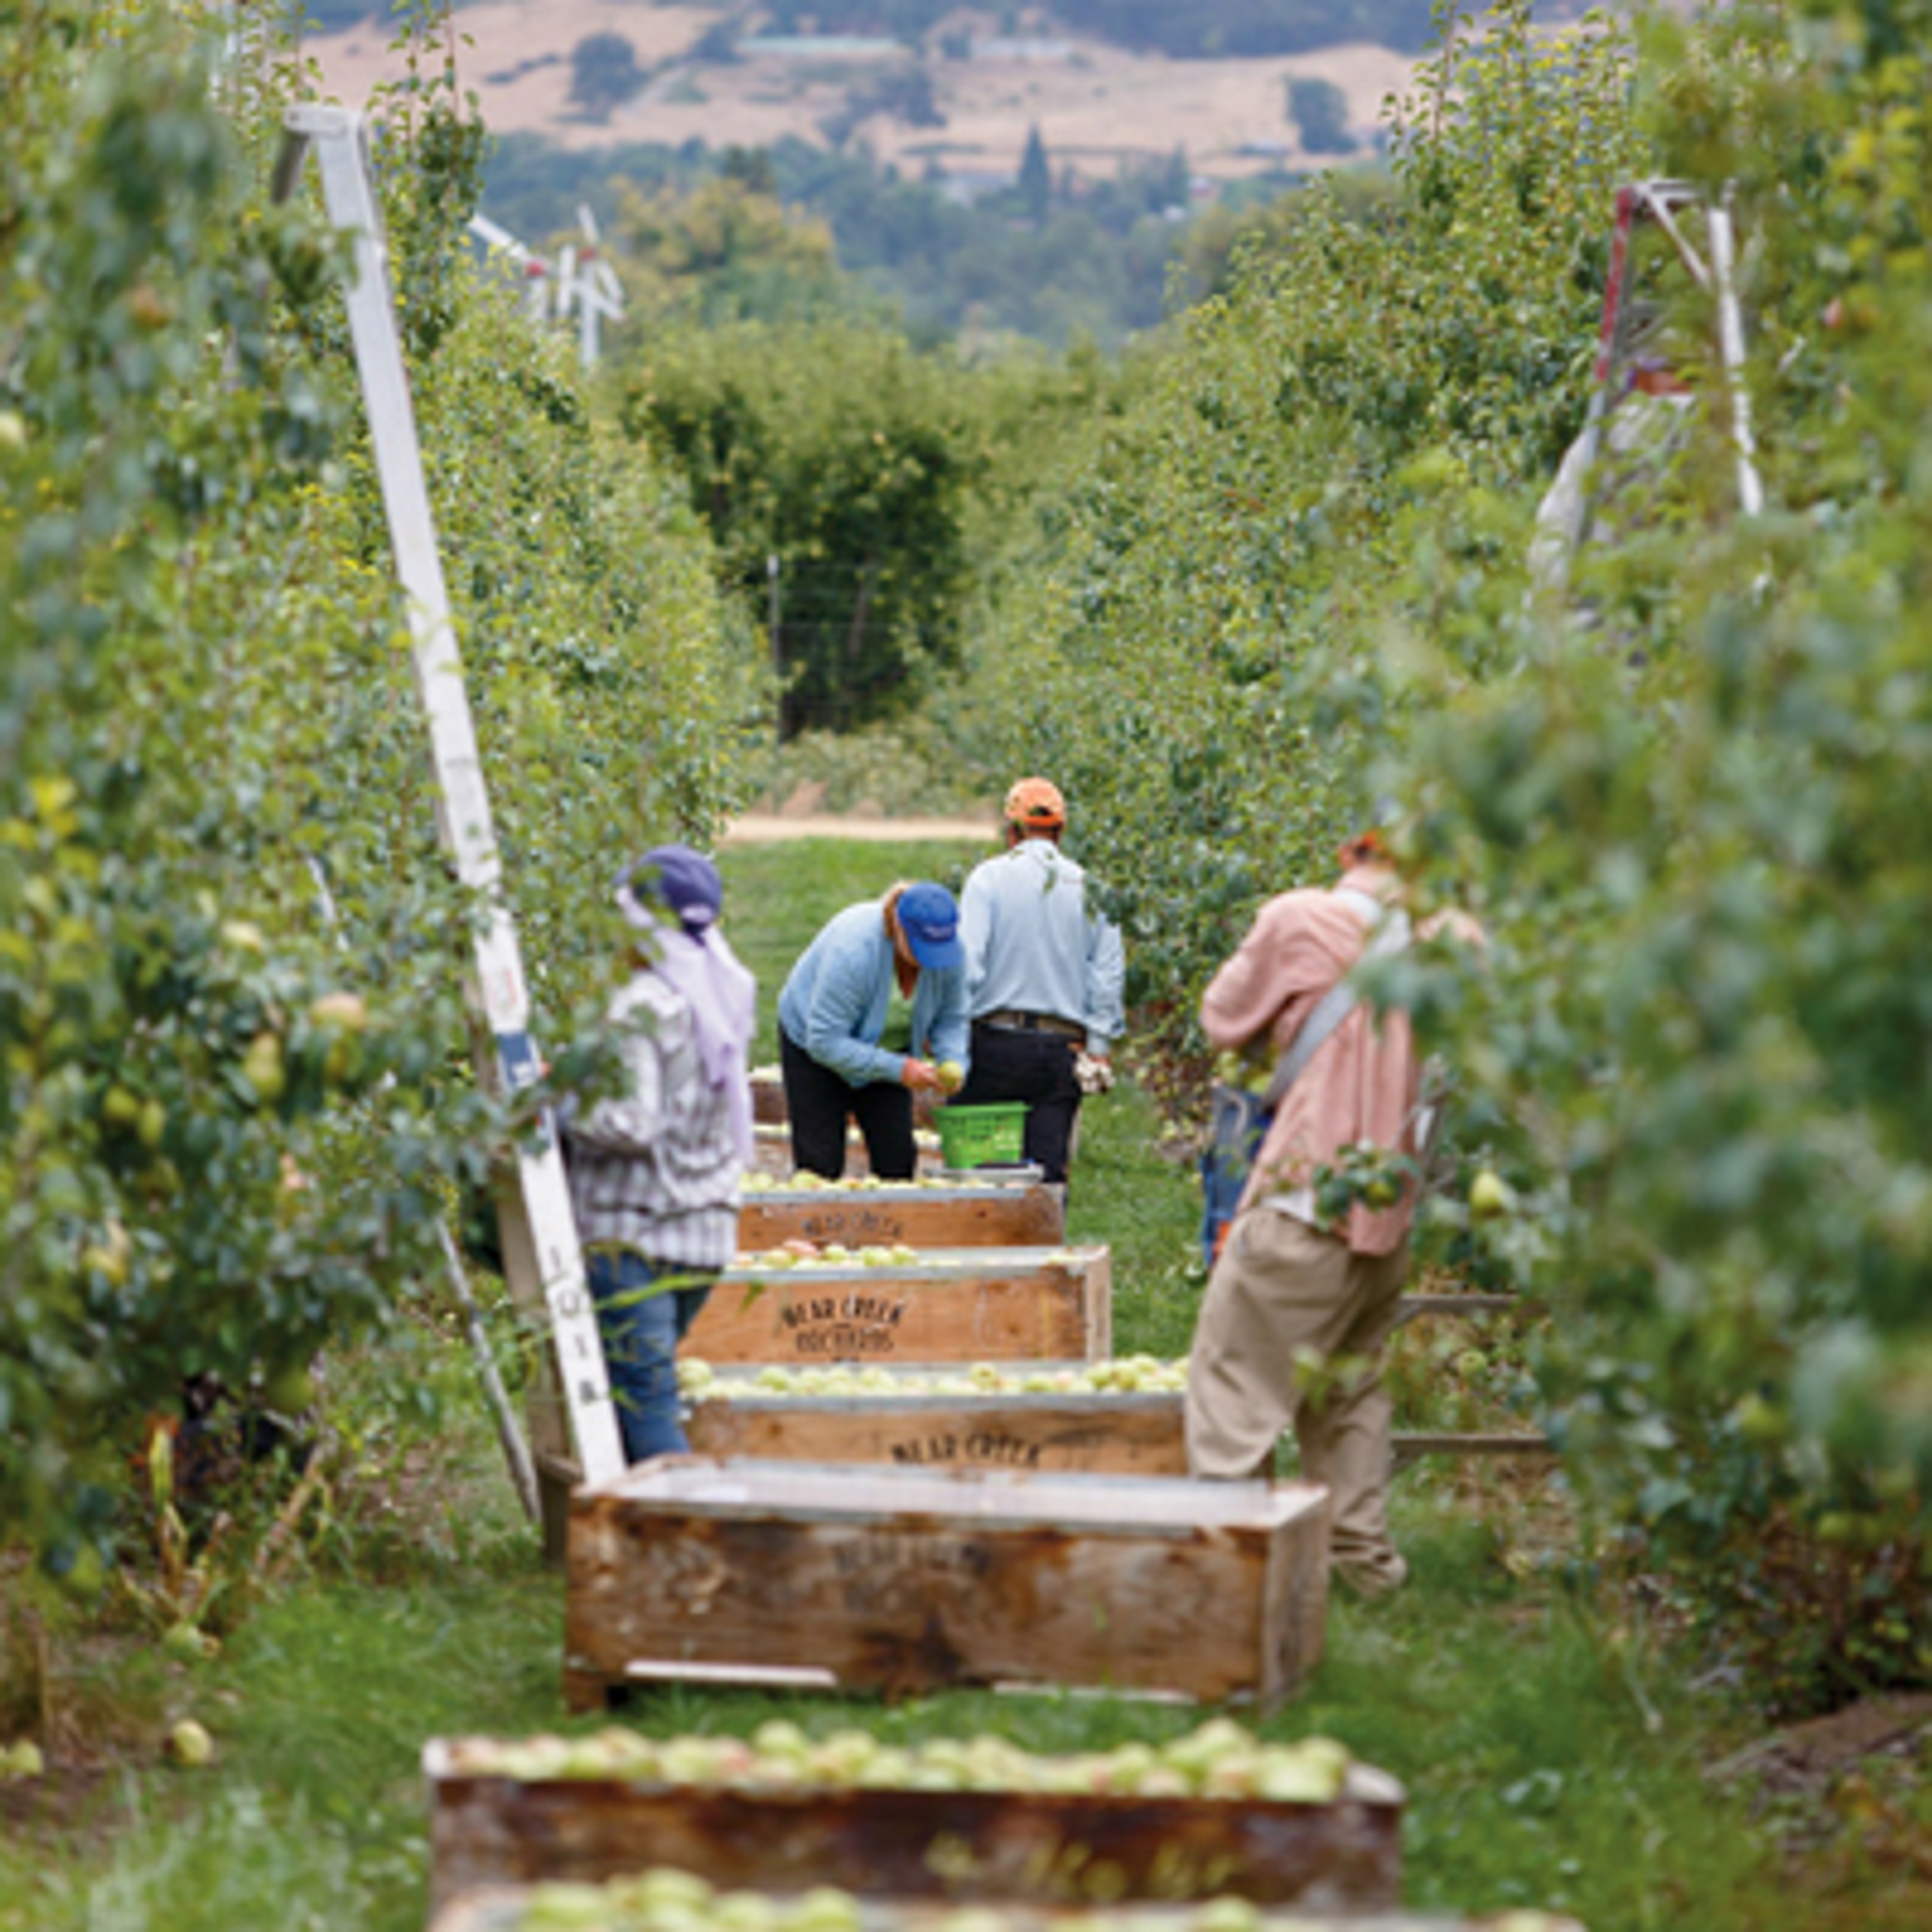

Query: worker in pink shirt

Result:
[1184,830,1480,1598]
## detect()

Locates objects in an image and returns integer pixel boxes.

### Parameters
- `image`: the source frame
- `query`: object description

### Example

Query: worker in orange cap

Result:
[953,778,1124,1187]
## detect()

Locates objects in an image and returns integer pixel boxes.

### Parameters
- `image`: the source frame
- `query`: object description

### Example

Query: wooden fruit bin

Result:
[751,1068,787,1125]
[564,1459,1330,1713]
[740,1176,1064,1253]
[683,1247,1111,1365]
[427,1748,1395,1918]
[681,1363,1554,1479]
[684,1365,1184,1476]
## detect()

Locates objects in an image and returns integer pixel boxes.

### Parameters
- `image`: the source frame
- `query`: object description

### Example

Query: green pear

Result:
[167,1718,214,1767]
[751,1718,811,1760]
[518,1883,617,1929]
[785,1886,862,1932]
[239,1031,285,1105]
[307,990,367,1033]
[713,1890,780,1932]
[1469,1168,1510,1218]
[1193,1899,1264,1932]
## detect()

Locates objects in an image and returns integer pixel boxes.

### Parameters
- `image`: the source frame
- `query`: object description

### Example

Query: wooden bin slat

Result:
[752,1123,944,1179]
[427,1749,1398,1918]
[433,1892,1578,1932]
[685,1248,1110,1364]
[751,1071,947,1137]
[740,1179,1064,1252]
[565,1460,1328,1714]
[687,1389,1183,1475]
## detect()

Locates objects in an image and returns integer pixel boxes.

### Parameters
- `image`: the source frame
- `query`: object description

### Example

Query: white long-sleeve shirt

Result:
[959,838,1125,1053]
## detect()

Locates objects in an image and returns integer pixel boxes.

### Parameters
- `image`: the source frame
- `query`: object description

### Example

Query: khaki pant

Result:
[1185,1208,1410,1595]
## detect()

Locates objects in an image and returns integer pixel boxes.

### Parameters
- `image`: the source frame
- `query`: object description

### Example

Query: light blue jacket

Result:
[778,900,971,1088]
[960,838,1125,1052]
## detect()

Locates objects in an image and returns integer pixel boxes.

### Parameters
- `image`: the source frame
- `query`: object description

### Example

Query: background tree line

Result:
[484,130,1222,348]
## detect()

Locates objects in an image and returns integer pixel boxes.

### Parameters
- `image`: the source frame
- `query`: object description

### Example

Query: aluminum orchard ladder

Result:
[1571,179,1764,551]
[272,106,626,1497]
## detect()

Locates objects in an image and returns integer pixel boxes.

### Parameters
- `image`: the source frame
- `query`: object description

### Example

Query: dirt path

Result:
[719,813,997,845]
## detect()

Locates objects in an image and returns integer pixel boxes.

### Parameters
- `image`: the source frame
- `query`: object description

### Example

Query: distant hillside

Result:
[305,3,1418,187]
[755,3,1439,55]
[301,3,1439,59]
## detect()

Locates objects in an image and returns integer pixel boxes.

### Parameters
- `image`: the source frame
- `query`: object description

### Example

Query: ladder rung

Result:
[1390,1431,1557,1473]
[1394,1293,1538,1324]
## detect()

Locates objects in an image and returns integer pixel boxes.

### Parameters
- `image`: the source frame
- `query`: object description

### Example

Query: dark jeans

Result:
[585,1248,714,1464]
[780,1028,915,1180]
[954,1020,1082,1185]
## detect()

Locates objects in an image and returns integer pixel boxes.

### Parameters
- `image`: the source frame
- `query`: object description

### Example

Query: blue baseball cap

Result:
[895,881,962,972]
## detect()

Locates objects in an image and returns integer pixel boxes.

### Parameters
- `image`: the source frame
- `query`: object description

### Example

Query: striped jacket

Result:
[564,968,741,1273]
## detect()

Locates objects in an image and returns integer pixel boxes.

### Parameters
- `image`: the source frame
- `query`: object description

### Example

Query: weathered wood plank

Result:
[686,1392,1185,1475]
[681,1370,1550,1480]
[564,1460,1329,1713]
[431,1890,1576,1932]
[427,1761,1395,1918]
[740,1180,1064,1252]
[684,1248,1111,1365]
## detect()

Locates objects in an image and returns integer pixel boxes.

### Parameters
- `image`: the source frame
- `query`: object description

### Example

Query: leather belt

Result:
[979,1008,1084,1040]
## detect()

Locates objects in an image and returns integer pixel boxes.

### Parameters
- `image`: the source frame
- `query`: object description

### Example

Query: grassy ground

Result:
[0,837,1917,1929]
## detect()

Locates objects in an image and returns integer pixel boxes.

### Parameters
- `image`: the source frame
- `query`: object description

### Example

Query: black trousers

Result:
[953,1020,1083,1185]
[780,1028,916,1181]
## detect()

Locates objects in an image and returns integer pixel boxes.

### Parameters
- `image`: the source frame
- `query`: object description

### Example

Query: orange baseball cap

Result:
[1004,777,1066,829]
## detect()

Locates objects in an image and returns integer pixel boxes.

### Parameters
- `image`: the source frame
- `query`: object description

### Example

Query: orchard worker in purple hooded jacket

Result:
[562,844,755,1464]
[776,881,971,1181]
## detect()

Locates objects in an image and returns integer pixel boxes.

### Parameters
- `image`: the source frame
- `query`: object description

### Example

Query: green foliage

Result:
[964,0,1641,1100]
[1018,124,1053,225]
[567,31,643,122]
[1389,0,1932,1710]
[0,0,743,1562]
[618,320,998,734]
[612,175,858,328]
[960,0,1930,1709]
[1178,166,1398,302]
[482,134,1185,348]
[742,719,997,821]
[1285,75,1356,154]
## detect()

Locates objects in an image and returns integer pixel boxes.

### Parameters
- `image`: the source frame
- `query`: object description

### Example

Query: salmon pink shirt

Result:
[1200,867,1422,1256]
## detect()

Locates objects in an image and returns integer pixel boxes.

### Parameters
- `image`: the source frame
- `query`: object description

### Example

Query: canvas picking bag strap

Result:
[1197,890,1411,1269]
[1257,893,1410,1108]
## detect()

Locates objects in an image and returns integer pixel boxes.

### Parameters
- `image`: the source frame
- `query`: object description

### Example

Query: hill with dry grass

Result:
[303,3,1424,188]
